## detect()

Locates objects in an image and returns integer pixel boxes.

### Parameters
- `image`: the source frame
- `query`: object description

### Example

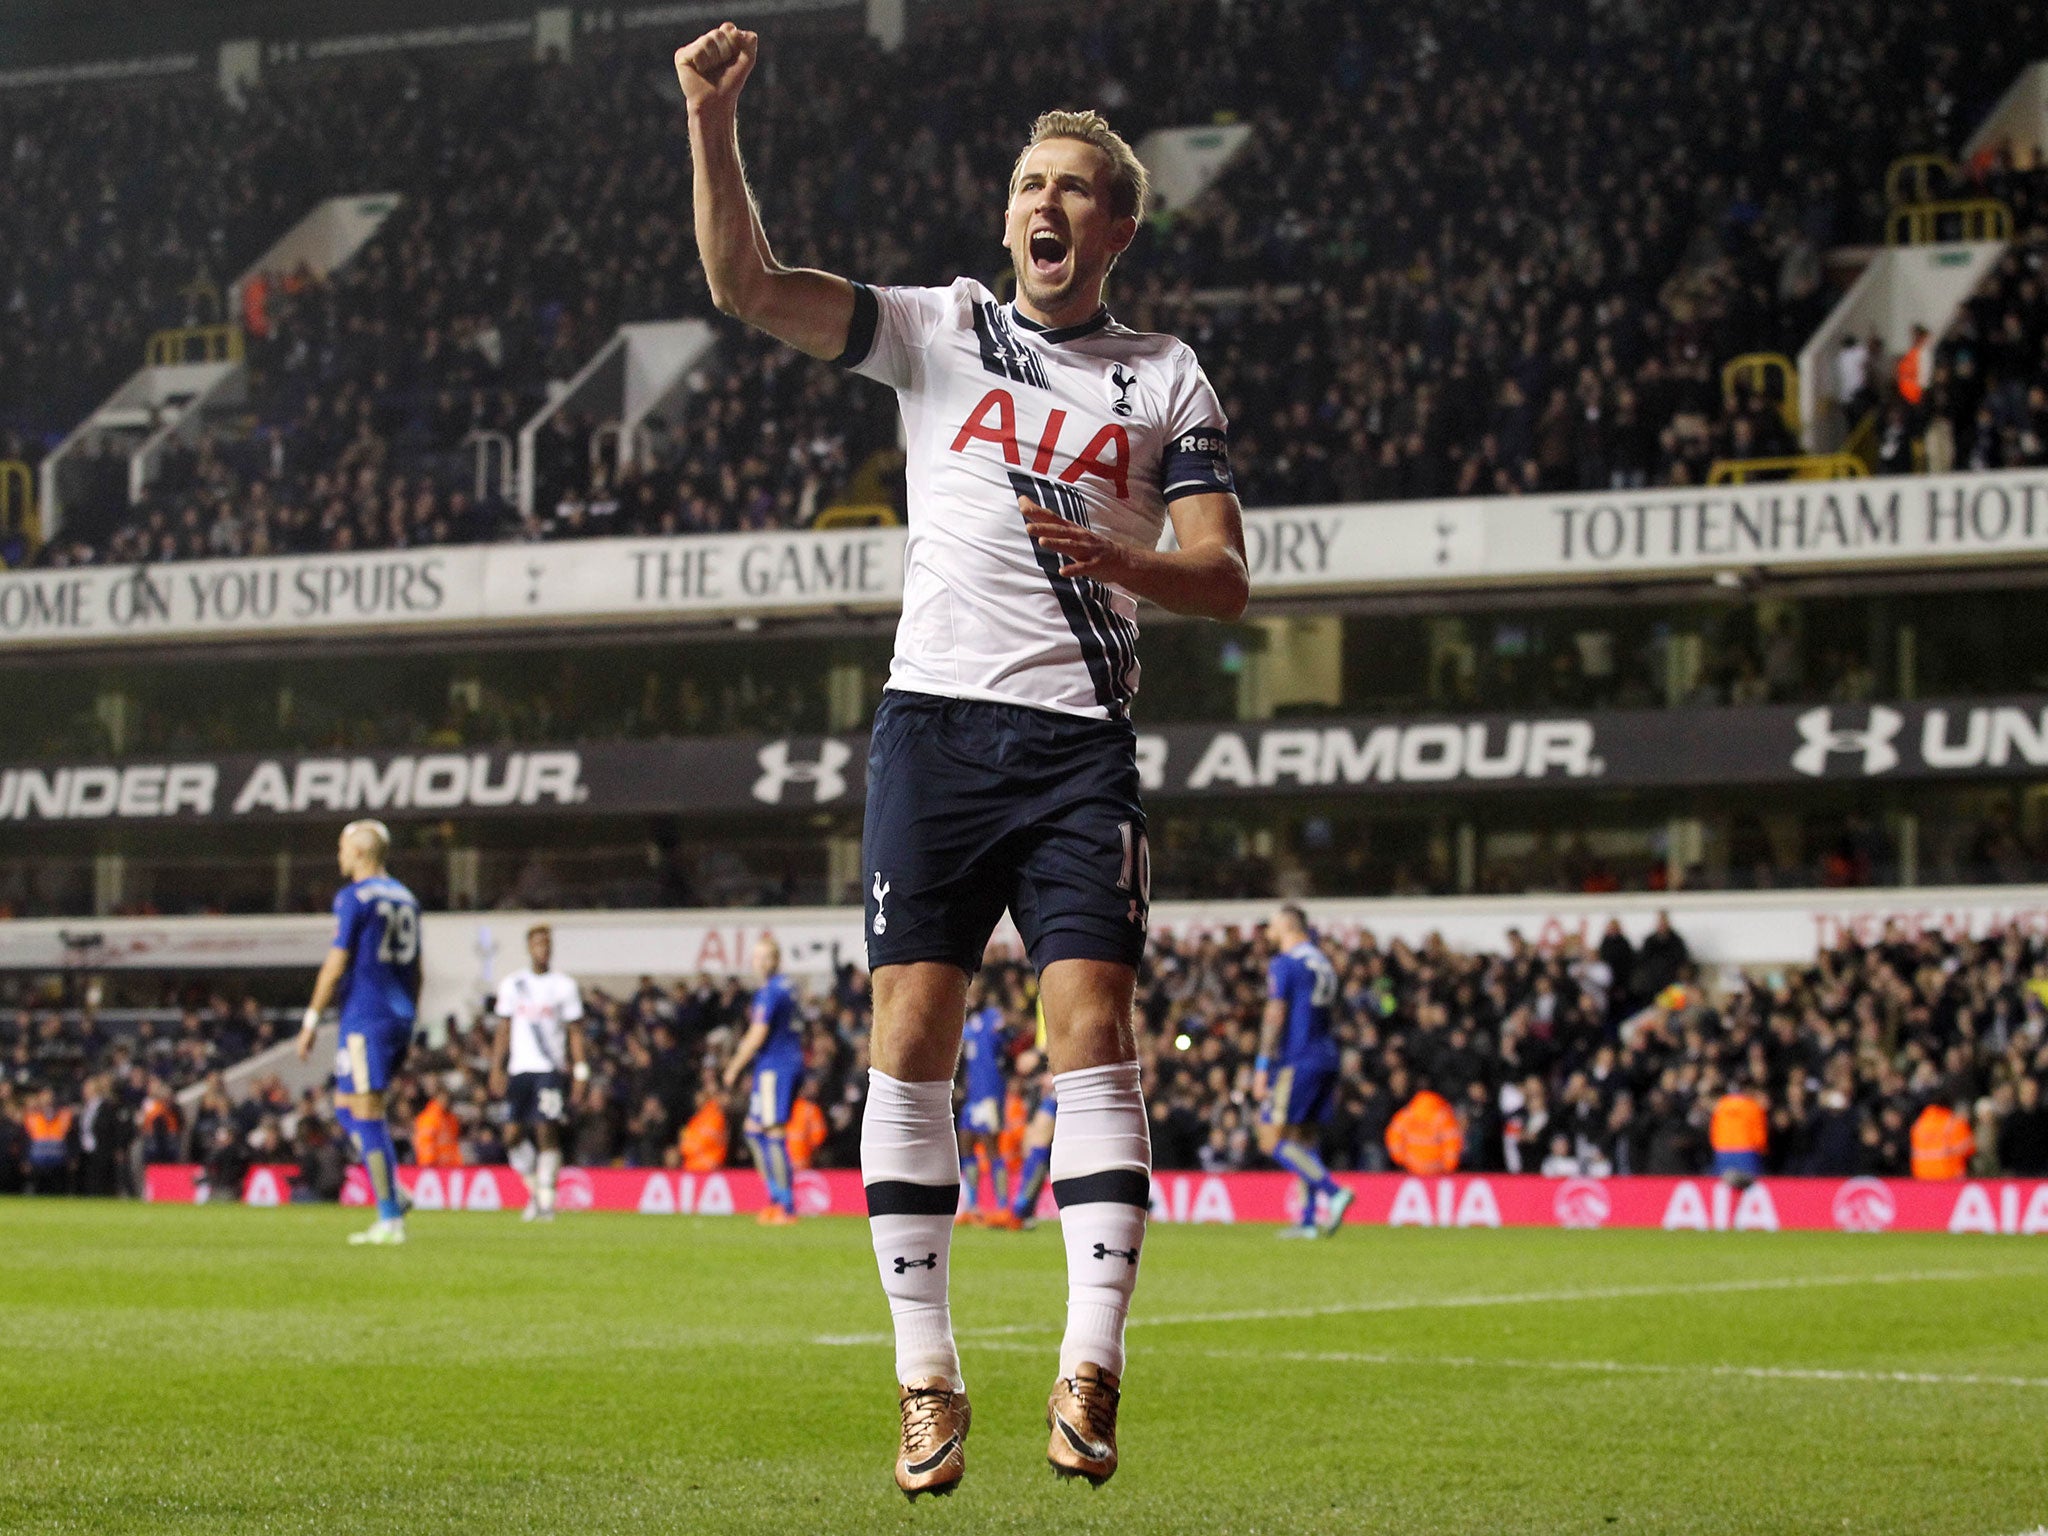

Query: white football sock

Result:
[1050,1061,1151,1380]
[862,1070,963,1390]
[536,1147,562,1213]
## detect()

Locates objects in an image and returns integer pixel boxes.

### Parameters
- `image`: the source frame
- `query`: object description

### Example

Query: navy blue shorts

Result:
[748,1057,802,1129]
[862,691,1149,975]
[1261,1060,1338,1130]
[507,1071,568,1126]
[334,1017,412,1095]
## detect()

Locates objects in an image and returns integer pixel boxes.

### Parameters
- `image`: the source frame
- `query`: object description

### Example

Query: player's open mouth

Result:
[1028,229,1069,277]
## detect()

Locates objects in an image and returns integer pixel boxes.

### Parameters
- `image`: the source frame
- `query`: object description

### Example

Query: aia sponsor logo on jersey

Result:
[949,388,1131,499]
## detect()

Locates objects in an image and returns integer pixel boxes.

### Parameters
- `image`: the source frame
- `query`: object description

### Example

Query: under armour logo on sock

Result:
[893,1252,939,1273]
[1091,1242,1138,1265]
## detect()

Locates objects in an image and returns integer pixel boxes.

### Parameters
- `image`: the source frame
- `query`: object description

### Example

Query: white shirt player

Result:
[844,278,1234,720]
[494,968,584,1077]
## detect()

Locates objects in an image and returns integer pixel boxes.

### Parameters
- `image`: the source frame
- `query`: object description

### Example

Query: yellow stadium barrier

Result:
[812,503,899,529]
[1886,199,2013,245]
[1721,352,1800,437]
[145,323,244,367]
[0,459,38,551]
[1706,454,1869,486]
[1884,154,1957,209]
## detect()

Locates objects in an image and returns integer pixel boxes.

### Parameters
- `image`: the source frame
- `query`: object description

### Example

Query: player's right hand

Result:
[675,23,758,111]
[489,1070,506,1099]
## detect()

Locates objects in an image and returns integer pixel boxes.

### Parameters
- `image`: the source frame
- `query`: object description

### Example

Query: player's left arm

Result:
[1021,490,1248,621]
[1024,348,1247,617]
[295,946,351,1060]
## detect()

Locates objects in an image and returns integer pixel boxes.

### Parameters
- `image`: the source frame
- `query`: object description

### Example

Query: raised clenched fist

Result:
[674,22,759,112]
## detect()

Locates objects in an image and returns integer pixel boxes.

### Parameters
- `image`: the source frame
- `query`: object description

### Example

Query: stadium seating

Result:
[10,0,2048,567]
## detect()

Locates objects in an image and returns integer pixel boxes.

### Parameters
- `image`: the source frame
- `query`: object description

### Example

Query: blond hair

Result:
[341,818,391,866]
[1010,109,1150,225]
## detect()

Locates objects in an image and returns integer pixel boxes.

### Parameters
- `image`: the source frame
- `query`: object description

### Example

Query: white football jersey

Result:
[843,278,1234,719]
[494,968,583,1077]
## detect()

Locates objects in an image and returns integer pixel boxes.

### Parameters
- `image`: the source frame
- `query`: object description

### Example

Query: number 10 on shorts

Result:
[1116,820,1151,925]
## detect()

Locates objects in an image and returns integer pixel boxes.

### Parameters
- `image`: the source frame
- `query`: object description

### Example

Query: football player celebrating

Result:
[489,923,589,1222]
[296,820,422,1246]
[679,22,1247,1497]
[1254,906,1355,1239]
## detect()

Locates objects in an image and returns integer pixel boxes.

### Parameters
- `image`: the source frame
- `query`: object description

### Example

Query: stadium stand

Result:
[11,0,2048,567]
[10,916,2048,1190]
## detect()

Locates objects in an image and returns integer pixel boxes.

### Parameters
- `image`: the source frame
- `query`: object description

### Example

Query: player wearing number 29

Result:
[295,820,422,1246]
[677,21,1249,1499]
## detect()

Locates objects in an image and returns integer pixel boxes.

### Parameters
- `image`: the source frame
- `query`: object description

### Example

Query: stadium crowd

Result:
[1901,198,2048,476]
[11,0,2048,569]
[8,913,2048,1195]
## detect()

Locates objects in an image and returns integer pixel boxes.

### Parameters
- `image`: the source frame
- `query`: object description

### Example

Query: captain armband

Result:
[1160,426,1234,503]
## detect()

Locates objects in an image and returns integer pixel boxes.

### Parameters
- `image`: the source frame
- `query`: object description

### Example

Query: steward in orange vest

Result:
[1895,326,1930,407]
[24,1090,76,1193]
[679,1095,729,1172]
[25,1095,75,1172]
[1911,1101,1974,1179]
[786,1094,828,1169]
[414,1095,463,1169]
[1710,1085,1769,1181]
[1386,1088,1461,1175]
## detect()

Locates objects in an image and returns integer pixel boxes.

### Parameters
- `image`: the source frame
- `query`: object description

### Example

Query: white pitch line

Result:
[814,1267,2002,1347]
[1202,1347,2048,1391]
[909,1338,2048,1390]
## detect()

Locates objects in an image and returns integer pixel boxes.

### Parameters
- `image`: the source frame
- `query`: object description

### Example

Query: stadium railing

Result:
[1704,453,1868,485]
[143,324,244,368]
[1885,198,2015,245]
[1720,353,1801,438]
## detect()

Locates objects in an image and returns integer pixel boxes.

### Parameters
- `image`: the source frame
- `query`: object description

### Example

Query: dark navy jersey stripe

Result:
[1011,471,1131,716]
[835,282,881,369]
[1010,304,1113,344]
[864,1179,961,1216]
[1053,1168,1152,1209]
[1038,471,1136,711]
[973,302,1048,389]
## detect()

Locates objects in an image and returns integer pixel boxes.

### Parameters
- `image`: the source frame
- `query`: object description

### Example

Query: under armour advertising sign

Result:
[14,696,2048,823]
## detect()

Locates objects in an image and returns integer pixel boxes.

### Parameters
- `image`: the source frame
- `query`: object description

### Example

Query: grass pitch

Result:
[2,1203,2045,1535]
